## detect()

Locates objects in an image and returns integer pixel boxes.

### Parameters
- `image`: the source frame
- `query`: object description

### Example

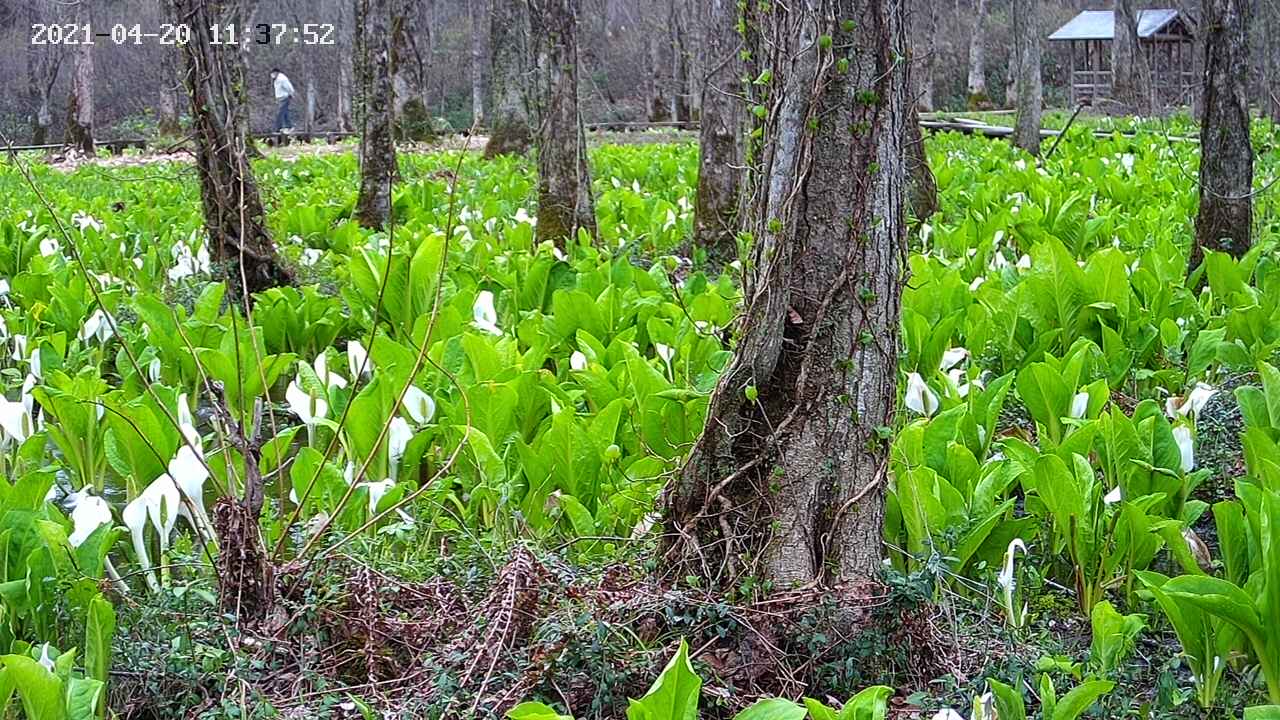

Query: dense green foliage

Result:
[3,122,1280,716]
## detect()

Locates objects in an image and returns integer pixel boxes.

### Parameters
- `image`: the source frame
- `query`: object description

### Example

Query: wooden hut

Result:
[1048,9,1196,107]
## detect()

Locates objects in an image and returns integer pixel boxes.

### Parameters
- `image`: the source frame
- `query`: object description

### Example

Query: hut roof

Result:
[1047,9,1188,41]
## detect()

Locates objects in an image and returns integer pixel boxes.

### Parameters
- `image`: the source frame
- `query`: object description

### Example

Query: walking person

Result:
[271,68,296,133]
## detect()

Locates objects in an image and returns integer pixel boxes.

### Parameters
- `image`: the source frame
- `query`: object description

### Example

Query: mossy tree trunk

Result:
[663,0,909,589]
[484,0,534,157]
[170,0,291,297]
[1194,0,1253,263]
[691,0,742,260]
[531,0,596,247]
[355,0,399,229]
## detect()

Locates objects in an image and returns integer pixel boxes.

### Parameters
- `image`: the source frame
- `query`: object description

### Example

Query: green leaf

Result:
[626,639,702,720]
[986,679,1025,720]
[84,594,114,689]
[1163,575,1263,639]
[507,702,574,720]
[731,698,805,720]
[835,685,893,720]
[1050,680,1114,720]
[1,654,65,720]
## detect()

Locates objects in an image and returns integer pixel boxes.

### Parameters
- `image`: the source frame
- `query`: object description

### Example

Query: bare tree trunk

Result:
[1194,0,1253,263]
[471,0,488,126]
[663,0,908,588]
[356,0,399,229]
[1264,0,1280,123]
[484,0,533,157]
[1111,0,1148,112]
[65,2,94,155]
[967,0,990,108]
[170,0,291,298]
[531,0,597,246]
[907,104,938,221]
[168,0,288,624]
[915,0,937,110]
[692,0,742,259]
[1012,0,1042,155]
[26,1,61,146]
[338,18,356,132]
[305,78,317,134]
[157,49,182,136]
[648,33,671,122]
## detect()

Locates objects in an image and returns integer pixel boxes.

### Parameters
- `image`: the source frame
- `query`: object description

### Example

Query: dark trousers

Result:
[274,97,292,132]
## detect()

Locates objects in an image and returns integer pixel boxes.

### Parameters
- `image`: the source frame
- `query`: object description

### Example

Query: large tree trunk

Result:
[966,0,990,108]
[355,0,399,229]
[337,19,356,133]
[1012,0,1042,156]
[471,0,488,126]
[170,0,291,297]
[691,0,742,259]
[1111,0,1148,113]
[64,3,94,156]
[531,0,597,247]
[484,0,533,157]
[157,47,182,137]
[1194,0,1253,263]
[663,0,908,589]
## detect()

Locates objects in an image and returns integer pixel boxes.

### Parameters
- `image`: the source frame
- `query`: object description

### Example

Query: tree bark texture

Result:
[531,0,597,247]
[26,1,62,146]
[648,33,671,122]
[1111,0,1148,112]
[355,0,399,229]
[1012,0,1042,156]
[906,104,937,221]
[471,0,488,126]
[966,0,990,108]
[914,0,936,110]
[1194,0,1253,262]
[1263,0,1280,124]
[170,0,291,297]
[692,0,743,260]
[65,2,94,155]
[485,0,534,157]
[663,0,908,589]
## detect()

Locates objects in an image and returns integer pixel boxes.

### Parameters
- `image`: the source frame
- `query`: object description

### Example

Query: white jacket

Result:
[273,73,295,100]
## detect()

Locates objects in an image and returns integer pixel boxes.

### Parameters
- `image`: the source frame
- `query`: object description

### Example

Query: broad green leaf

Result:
[626,639,701,720]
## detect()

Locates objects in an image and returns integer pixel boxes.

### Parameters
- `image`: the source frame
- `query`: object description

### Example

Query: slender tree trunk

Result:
[1012,0,1042,156]
[1111,0,1148,112]
[531,0,597,247]
[170,0,291,297]
[648,34,671,122]
[907,104,938,221]
[663,0,908,588]
[157,51,182,136]
[484,0,533,157]
[338,18,356,132]
[967,0,990,108]
[26,2,60,146]
[471,0,488,126]
[1194,0,1253,263]
[1264,0,1280,123]
[305,78,317,134]
[65,2,94,156]
[691,0,742,259]
[356,0,399,228]
[916,0,937,110]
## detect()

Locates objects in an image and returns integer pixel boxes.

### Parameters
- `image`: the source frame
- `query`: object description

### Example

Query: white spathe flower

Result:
[655,343,675,364]
[1069,391,1090,419]
[348,340,371,379]
[940,347,969,371]
[570,351,588,371]
[39,237,59,257]
[147,356,163,383]
[402,385,436,425]
[388,416,412,477]
[472,290,502,336]
[931,711,964,720]
[513,207,537,226]
[1167,382,1217,420]
[997,538,1027,595]
[78,308,115,344]
[362,478,396,516]
[123,474,181,591]
[969,276,985,291]
[904,372,939,416]
[1173,424,1195,473]
[0,395,34,445]
[1104,486,1123,505]
[948,368,974,398]
[37,643,55,672]
[301,248,324,266]
[122,491,157,591]
[1015,254,1032,271]
[72,212,103,233]
[168,443,212,539]
[68,489,113,547]
[313,353,348,390]
[0,278,10,296]
[286,380,328,425]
